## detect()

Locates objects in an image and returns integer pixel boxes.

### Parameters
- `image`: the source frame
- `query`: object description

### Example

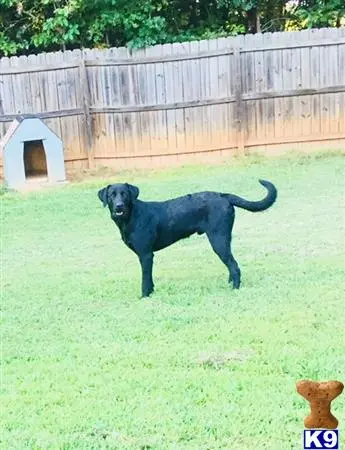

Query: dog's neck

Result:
[114,214,129,230]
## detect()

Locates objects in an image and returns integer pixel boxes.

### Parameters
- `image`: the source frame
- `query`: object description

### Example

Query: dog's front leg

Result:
[139,253,154,298]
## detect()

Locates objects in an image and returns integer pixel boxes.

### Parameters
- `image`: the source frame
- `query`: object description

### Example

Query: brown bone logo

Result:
[296,380,344,429]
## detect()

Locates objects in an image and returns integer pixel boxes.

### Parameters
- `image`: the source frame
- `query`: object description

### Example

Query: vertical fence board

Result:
[189,41,201,149]
[43,52,62,140]
[180,41,194,152]
[328,29,340,134]
[132,47,147,152]
[253,34,266,143]
[151,44,168,153]
[263,33,275,142]
[162,43,177,153]
[272,35,285,141]
[339,42,345,133]
[0,57,13,154]
[293,33,303,140]
[242,34,257,144]
[217,37,230,151]
[119,47,135,157]
[198,39,211,149]
[110,47,126,156]
[208,38,221,150]
[64,50,83,160]
[143,46,158,154]
[300,31,312,136]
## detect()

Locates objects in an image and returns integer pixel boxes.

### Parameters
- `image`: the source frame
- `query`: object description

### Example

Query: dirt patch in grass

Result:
[196,349,256,369]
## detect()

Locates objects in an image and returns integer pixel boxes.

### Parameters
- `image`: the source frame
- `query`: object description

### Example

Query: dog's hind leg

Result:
[206,220,241,289]
[227,252,241,289]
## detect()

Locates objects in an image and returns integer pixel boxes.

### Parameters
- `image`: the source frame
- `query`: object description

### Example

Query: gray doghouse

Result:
[0,116,66,189]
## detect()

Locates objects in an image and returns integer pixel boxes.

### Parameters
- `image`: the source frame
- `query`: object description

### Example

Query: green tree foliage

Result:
[293,0,345,28]
[0,0,344,56]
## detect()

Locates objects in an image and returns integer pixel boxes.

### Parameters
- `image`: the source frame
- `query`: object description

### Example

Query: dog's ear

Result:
[98,185,111,207]
[126,183,139,202]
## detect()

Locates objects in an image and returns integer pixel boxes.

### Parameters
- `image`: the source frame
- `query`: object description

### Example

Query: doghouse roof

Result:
[0,116,62,152]
[0,118,21,149]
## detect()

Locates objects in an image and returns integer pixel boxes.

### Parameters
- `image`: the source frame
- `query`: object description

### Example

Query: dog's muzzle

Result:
[114,203,125,217]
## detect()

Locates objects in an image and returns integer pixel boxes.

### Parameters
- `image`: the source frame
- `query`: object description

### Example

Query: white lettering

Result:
[305,430,322,448]
[323,431,337,448]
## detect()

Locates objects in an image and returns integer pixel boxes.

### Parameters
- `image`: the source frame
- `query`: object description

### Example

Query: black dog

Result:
[98,180,277,297]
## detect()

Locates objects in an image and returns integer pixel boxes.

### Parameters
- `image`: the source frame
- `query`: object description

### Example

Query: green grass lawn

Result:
[2,152,345,449]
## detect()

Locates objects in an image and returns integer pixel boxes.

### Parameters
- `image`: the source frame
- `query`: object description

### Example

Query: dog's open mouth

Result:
[115,211,124,216]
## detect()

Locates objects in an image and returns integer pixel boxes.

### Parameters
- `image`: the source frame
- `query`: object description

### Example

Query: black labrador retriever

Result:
[98,180,277,297]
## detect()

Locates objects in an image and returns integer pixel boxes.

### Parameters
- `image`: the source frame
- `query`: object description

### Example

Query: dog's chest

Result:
[125,238,136,252]
[120,229,134,251]
[120,226,150,253]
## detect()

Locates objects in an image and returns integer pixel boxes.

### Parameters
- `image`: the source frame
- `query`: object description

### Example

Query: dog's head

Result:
[98,183,139,221]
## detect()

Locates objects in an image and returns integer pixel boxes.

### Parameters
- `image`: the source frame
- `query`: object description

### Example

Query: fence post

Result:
[79,52,94,168]
[234,47,245,154]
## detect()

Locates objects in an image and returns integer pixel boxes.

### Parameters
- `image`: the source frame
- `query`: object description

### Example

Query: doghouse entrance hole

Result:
[23,140,48,179]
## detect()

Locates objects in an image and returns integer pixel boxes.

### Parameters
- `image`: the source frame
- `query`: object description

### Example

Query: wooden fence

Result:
[1,27,345,173]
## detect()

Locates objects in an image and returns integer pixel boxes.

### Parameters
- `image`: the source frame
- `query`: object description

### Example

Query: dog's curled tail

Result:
[227,179,277,212]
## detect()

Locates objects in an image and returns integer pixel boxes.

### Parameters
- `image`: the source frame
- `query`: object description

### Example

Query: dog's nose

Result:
[115,202,124,210]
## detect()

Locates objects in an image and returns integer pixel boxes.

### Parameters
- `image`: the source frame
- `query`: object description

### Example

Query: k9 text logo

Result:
[303,430,338,449]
